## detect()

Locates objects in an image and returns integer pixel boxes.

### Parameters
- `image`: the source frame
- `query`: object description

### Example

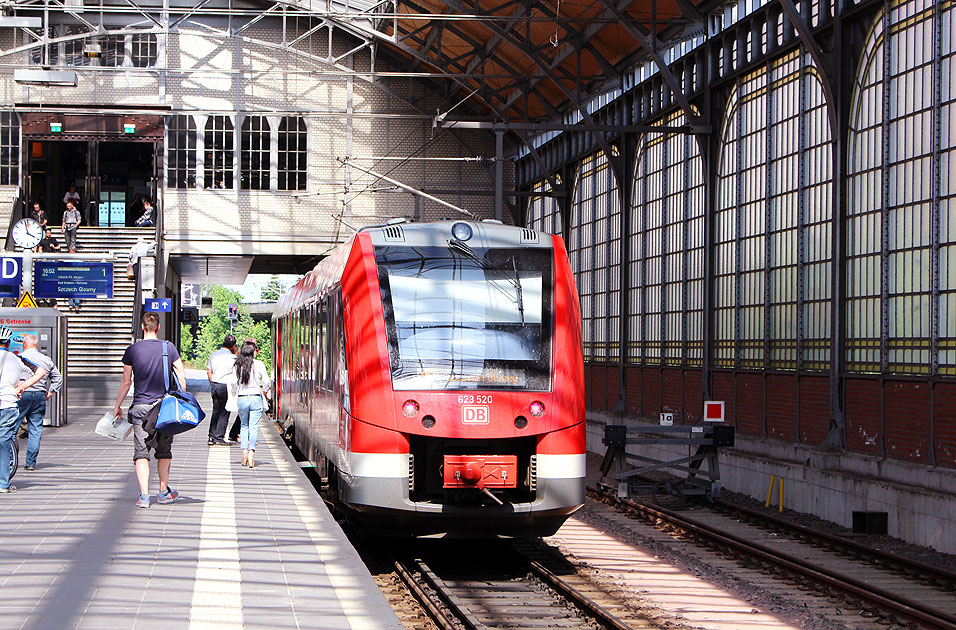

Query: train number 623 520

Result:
[457,394,493,404]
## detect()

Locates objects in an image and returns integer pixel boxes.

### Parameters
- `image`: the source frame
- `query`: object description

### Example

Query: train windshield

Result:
[375,244,552,391]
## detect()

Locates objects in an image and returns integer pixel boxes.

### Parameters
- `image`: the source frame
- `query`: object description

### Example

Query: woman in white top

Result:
[234,340,270,468]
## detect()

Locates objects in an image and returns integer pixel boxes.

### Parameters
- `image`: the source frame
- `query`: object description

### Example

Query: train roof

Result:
[273,220,556,318]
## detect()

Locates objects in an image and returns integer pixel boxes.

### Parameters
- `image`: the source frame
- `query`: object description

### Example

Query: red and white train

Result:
[272,219,585,536]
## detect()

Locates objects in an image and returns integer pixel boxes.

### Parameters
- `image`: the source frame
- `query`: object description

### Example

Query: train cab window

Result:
[375,245,553,391]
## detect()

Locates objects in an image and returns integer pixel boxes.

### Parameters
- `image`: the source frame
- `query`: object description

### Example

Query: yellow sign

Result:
[15,291,38,308]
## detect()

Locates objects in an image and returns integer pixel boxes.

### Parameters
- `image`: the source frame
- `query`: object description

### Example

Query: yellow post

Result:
[778,477,784,512]
[765,474,777,508]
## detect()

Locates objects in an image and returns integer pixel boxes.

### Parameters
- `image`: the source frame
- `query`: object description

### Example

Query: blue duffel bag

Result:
[154,341,205,435]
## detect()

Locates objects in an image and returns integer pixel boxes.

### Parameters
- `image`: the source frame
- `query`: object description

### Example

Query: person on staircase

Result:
[30,202,48,252]
[62,201,81,254]
[135,198,155,228]
[62,184,80,211]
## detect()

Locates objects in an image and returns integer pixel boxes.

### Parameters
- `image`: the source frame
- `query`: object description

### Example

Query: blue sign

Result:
[33,262,113,299]
[0,257,22,299]
[145,298,172,312]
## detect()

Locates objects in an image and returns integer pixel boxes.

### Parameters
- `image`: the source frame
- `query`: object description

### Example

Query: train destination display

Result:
[33,262,113,299]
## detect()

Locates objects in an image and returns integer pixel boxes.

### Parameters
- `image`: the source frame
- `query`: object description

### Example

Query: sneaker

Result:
[136,494,150,508]
[0,484,17,493]
[157,488,179,504]
[24,466,35,472]
[211,439,230,446]
[207,439,216,446]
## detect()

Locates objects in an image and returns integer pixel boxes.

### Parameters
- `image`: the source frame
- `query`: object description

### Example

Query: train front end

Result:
[342,221,585,537]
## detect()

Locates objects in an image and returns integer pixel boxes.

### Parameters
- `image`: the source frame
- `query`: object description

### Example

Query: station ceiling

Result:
[370,0,713,120]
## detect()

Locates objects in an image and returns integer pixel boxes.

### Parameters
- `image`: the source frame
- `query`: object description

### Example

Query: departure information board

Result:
[33,262,113,299]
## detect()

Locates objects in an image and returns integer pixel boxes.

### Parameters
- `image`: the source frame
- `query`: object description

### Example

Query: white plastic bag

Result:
[95,412,133,440]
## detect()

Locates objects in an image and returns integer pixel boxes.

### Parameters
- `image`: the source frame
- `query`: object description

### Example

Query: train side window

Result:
[320,297,330,391]
[336,291,349,409]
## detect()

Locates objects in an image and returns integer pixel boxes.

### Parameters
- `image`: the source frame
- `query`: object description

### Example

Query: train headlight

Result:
[402,400,419,417]
[529,401,546,417]
[422,415,436,429]
[451,222,473,241]
[514,416,528,429]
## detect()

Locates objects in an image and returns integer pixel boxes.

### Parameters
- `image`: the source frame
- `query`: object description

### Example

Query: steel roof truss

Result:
[594,0,701,125]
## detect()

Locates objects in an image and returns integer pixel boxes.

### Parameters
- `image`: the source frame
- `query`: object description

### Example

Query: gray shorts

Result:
[128,402,173,461]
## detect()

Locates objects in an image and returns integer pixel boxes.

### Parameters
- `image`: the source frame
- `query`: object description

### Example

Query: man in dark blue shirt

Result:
[113,312,187,508]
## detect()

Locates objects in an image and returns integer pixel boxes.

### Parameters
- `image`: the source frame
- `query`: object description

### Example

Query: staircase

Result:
[59,227,155,382]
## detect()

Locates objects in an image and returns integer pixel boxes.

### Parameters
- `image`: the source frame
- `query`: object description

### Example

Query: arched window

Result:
[278,116,307,191]
[715,50,833,371]
[0,113,19,186]
[569,152,622,361]
[526,179,562,236]
[629,112,705,366]
[204,116,234,190]
[846,1,955,375]
[166,115,196,189]
[240,116,270,190]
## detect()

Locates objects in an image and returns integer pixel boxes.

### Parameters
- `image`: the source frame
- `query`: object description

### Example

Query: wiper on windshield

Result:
[448,238,525,324]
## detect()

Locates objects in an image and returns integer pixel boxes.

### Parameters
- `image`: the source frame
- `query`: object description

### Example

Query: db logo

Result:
[462,405,489,424]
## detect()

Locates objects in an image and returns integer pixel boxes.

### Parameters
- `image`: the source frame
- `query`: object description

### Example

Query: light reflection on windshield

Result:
[376,245,552,391]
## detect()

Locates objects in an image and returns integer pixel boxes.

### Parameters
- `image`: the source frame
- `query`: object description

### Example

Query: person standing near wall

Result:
[15,334,62,472]
[207,334,238,446]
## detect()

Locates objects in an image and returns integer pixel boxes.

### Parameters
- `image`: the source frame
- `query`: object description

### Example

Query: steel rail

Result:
[391,557,465,630]
[523,557,635,630]
[715,499,956,589]
[405,557,481,630]
[589,486,956,630]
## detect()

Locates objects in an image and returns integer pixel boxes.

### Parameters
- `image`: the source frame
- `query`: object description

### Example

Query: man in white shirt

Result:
[0,326,47,493]
[15,334,62,472]
[62,184,80,208]
[206,334,238,446]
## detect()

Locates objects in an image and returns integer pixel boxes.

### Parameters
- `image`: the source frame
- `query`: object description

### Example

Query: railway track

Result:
[387,540,665,630]
[590,485,956,630]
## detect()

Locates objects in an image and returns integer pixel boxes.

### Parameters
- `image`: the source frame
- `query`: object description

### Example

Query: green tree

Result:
[191,285,273,372]
[180,323,196,364]
[260,275,286,302]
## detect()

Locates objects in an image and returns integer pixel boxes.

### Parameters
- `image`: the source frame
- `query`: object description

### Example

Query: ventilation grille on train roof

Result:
[520,228,538,243]
[384,225,405,241]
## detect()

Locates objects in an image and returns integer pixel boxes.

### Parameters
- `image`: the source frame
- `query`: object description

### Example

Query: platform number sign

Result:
[703,401,725,423]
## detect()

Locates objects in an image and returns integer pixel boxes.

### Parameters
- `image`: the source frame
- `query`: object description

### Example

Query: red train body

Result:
[272,220,585,536]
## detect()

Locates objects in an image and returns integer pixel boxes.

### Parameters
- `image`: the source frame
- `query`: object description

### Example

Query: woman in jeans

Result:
[234,340,269,468]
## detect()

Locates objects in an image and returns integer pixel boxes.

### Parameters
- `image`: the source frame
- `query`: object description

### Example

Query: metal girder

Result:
[777,0,836,122]
[500,0,645,111]
[438,120,708,133]
[593,0,701,126]
[440,0,625,194]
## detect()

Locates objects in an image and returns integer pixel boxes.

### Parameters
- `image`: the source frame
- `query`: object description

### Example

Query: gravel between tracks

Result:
[549,500,855,630]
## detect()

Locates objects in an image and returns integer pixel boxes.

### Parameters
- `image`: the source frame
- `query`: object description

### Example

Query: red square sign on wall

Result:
[704,400,725,423]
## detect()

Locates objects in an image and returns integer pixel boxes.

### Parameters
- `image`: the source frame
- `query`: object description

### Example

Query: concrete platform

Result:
[1,389,403,630]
